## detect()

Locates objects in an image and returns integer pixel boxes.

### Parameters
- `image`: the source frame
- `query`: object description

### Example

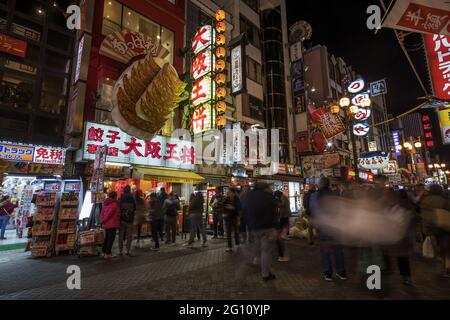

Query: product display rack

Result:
[55,192,79,256]
[31,192,58,257]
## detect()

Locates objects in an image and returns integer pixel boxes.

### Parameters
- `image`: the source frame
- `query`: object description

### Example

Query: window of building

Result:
[33,116,60,136]
[103,1,174,64]
[247,58,262,84]
[240,15,260,49]
[45,50,71,73]
[243,94,264,122]
[40,92,65,114]
[242,0,259,12]
[1,68,35,110]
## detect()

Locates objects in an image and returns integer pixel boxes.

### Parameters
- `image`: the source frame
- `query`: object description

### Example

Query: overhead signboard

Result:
[0,142,65,165]
[425,34,450,100]
[438,108,450,144]
[370,79,387,97]
[83,122,195,170]
[0,33,27,58]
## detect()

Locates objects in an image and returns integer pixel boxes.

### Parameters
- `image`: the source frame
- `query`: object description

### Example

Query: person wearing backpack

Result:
[119,186,136,256]
[163,192,180,244]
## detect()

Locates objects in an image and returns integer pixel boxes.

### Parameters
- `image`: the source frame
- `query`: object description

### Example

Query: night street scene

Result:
[0,0,450,308]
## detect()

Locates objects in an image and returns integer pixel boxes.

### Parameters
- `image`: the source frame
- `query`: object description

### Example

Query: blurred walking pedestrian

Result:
[310,177,347,281]
[274,190,291,262]
[149,192,164,251]
[244,182,278,281]
[209,187,224,239]
[223,188,241,252]
[119,186,136,256]
[186,188,207,248]
[303,186,316,246]
[163,192,181,244]
[134,190,148,248]
[239,185,252,244]
[100,191,120,259]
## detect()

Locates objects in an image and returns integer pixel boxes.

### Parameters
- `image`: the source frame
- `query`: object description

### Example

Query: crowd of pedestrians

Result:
[98,179,450,283]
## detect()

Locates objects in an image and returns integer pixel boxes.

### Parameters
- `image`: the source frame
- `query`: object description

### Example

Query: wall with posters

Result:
[301,153,341,178]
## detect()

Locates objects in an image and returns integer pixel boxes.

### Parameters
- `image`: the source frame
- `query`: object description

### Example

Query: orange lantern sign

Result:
[215,73,226,86]
[215,47,226,58]
[215,22,226,33]
[215,9,226,22]
[216,115,226,127]
[215,59,225,72]
[216,101,226,113]
[216,34,226,46]
[216,87,226,99]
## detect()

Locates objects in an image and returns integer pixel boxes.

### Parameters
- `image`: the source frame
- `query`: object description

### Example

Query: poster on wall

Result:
[425,34,450,100]
[301,153,341,178]
[296,130,311,153]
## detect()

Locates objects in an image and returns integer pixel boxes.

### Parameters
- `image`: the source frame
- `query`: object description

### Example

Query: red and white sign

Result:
[192,25,214,55]
[0,33,27,58]
[354,108,372,121]
[347,79,365,94]
[33,146,65,165]
[192,75,214,107]
[425,34,450,99]
[99,30,169,64]
[352,93,369,106]
[382,0,450,36]
[192,104,213,134]
[353,123,370,136]
[358,170,374,183]
[308,106,346,140]
[83,122,195,170]
[192,49,214,80]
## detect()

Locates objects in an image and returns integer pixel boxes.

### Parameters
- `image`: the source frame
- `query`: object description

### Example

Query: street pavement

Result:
[0,237,449,300]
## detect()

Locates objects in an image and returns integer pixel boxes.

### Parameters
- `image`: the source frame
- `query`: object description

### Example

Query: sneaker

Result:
[262,273,276,281]
[226,248,233,253]
[336,272,347,280]
[278,256,290,262]
[324,274,333,281]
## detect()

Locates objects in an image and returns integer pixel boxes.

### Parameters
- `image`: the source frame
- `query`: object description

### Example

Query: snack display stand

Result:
[31,192,58,257]
[77,228,105,257]
[55,192,79,255]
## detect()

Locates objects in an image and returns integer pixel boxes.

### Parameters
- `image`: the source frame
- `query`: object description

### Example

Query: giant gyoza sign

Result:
[191,10,228,134]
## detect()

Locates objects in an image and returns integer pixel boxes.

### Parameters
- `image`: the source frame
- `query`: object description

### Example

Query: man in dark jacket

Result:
[244,182,278,281]
[186,189,207,247]
[163,193,181,244]
[209,187,224,238]
[310,177,346,281]
[303,187,316,245]
[223,188,241,252]
[119,186,136,256]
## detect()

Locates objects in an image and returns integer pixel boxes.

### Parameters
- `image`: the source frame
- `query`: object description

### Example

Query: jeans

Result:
[253,229,276,277]
[213,213,224,237]
[102,228,117,255]
[224,217,240,249]
[189,214,206,244]
[165,216,177,243]
[151,219,164,248]
[119,222,133,253]
[0,215,10,238]
[320,243,345,276]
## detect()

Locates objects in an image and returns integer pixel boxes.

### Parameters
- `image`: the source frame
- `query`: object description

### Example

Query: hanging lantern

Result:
[349,105,359,114]
[216,115,226,127]
[215,59,225,72]
[360,98,371,107]
[216,87,227,99]
[216,34,226,46]
[216,101,226,113]
[330,104,340,114]
[215,21,226,33]
[339,97,350,107]
[215,9,226,22]
[215,73,226,86]
[215,47,226,58]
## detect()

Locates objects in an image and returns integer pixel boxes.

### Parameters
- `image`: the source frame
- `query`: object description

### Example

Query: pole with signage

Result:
[91,145,107,204]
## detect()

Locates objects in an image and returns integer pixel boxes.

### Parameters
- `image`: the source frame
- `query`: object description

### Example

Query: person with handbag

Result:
[420,184,450,278]
[119,186,136,256]
[0,196,18,240]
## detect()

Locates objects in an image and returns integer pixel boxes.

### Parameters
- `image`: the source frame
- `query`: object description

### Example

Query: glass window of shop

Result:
[103,0,174,64]
[240,15,260,49]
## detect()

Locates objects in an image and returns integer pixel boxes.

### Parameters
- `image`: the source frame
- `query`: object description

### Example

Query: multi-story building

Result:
[0,0,76,147]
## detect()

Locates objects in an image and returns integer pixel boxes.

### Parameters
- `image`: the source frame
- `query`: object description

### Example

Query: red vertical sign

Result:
[424,34,450,100]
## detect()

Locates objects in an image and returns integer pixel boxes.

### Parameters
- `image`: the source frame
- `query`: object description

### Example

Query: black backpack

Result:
[120,202,135,223]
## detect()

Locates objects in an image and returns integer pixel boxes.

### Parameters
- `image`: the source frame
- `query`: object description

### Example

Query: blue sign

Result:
[392,131,401,156]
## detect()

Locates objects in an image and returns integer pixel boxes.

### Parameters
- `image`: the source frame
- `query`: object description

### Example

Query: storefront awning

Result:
[134,167,204,184]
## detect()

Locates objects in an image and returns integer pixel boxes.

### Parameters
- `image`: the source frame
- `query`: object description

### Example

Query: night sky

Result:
[286,0,428,116]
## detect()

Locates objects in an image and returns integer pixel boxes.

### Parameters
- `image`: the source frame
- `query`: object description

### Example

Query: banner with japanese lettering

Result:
[0,142,64,165]
[382,0,450,36]
[83,122,195,170]
[0,33,27,58]
[308,107,346,140]
[425,34,450,100]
